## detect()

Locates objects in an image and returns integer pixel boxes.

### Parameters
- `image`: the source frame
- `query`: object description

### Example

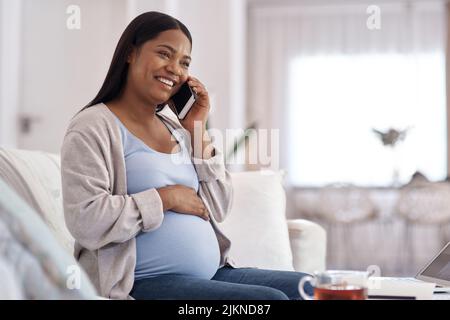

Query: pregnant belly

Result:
[134,211,221,280]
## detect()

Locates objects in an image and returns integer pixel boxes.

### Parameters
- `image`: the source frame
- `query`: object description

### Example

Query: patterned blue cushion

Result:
[0,178,98,299]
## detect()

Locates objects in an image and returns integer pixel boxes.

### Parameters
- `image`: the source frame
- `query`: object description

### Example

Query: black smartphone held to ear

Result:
[168,81,197,119]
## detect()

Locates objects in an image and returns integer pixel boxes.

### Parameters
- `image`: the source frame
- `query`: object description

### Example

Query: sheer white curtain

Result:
[247,1,447,186]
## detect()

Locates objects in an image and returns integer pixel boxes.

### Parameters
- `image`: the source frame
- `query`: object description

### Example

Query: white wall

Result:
[0,0,22,148]
[18,0,128,152]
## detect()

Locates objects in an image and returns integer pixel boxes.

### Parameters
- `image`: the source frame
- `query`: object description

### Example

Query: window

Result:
[288,52,447,186]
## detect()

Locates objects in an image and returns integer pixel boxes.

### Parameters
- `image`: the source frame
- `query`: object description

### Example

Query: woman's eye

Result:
[158,51,170,58]
[158,51,189,68]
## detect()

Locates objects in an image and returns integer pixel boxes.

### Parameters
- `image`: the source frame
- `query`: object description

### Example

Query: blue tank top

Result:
[113,114,221,281]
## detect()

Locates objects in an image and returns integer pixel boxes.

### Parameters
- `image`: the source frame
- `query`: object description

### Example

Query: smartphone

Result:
[168,81,197,119]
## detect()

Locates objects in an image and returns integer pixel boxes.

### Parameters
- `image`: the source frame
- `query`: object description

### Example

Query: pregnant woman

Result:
[61,11,312,300]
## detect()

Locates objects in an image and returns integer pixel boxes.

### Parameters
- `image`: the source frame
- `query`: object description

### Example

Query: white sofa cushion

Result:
[0,148,74,255]
[219,170,294,271]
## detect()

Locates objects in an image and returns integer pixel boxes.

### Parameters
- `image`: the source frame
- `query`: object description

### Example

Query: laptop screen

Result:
[421,244,450,281]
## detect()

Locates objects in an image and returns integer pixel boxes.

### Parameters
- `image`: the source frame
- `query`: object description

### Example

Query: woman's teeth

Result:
[156,77,174,87]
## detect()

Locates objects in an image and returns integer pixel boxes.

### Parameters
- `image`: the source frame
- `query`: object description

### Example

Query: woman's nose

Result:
[166,60,182,77]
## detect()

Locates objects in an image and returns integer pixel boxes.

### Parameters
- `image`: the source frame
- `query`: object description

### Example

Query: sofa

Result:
[0,147,326,299]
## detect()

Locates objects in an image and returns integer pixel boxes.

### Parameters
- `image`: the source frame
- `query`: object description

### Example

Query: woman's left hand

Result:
[180,76,210,133]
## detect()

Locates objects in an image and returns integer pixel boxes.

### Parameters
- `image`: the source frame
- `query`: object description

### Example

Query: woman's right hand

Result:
[156,185,209,221]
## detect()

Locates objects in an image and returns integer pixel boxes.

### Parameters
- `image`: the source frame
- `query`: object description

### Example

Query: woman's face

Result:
[127,29,192,106]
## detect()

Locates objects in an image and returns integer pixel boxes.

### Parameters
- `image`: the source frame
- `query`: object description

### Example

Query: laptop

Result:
[415,241,450,292]
[368,242,450,299]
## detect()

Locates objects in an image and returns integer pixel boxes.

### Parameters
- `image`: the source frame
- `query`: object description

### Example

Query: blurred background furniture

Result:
[395,182,450,275]
[315,184,378,271]
[290,183,450,277]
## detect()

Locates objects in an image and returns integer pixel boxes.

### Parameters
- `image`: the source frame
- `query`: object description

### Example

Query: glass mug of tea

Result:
[298,270,369,300]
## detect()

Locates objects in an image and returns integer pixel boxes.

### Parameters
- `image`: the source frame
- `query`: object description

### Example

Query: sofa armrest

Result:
[287,219,327,274]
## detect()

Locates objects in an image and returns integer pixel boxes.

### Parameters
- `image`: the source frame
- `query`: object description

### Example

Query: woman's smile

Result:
[155,77,174,91]
[155,76,176,89]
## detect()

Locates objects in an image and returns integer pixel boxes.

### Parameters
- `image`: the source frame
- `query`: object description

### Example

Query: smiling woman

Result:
[60,11,313,301]
[123,31,192,107]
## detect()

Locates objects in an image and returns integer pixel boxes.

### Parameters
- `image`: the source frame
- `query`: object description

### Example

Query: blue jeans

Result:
[130,266,313,300]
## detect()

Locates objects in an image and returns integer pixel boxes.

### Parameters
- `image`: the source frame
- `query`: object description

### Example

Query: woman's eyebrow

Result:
[156,44,191,60]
